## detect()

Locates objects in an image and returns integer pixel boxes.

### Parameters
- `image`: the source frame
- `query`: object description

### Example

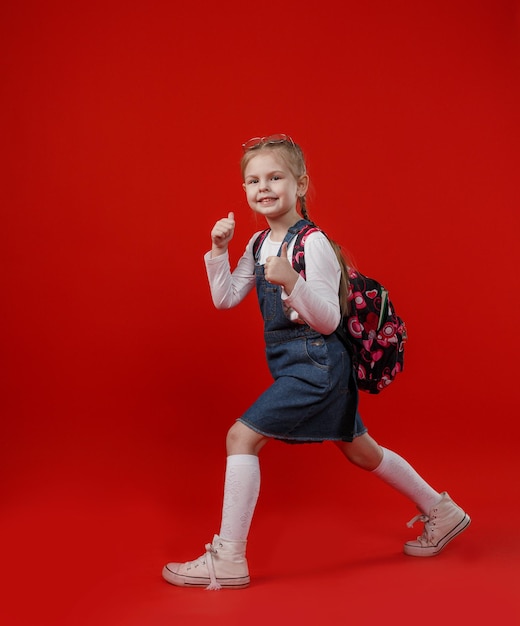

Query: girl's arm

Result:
[204,234,260,309]
[281,232,341,335]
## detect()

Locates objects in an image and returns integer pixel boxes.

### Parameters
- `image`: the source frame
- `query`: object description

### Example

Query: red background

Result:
[2,1,519,624]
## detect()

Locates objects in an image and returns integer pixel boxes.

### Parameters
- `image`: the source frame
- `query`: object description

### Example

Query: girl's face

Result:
[242,151,308,220]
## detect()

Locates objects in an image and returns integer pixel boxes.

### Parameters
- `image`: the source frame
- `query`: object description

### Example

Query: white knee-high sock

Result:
[219,454,261,542]
[372,447,441,514]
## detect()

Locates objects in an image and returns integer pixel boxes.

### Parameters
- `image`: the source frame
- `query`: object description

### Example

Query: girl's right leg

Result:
[219,421,267,541]
[162,421,267,590]
[335,434,470,557]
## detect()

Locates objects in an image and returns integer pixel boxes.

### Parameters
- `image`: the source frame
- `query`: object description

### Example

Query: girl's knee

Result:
[226,422,243,448]
[336,435,383,471]
[226,421,268,455]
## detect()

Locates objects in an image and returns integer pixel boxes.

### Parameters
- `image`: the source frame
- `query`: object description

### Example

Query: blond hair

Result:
[241,140,351,316]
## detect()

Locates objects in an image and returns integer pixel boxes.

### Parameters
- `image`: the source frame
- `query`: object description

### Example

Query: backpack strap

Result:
[291,222,321,278]
[252,228,270,262]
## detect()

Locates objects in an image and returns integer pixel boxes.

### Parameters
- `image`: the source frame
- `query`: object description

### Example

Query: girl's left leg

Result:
[335,434,470,556]
[336,434,441,513]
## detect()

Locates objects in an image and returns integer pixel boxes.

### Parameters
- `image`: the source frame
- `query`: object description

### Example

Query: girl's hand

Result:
[210,212,235,256]
[265,242,299,294]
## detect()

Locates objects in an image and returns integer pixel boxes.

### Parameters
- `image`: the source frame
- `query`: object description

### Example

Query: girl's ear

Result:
[298,174,309,196]
[242,182,247,192]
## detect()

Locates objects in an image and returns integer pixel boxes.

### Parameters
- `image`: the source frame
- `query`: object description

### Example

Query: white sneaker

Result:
[404,492,470,557]
[162,535,250,590]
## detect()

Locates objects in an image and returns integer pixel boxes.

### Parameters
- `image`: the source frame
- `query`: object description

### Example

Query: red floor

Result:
[2,433,518,626]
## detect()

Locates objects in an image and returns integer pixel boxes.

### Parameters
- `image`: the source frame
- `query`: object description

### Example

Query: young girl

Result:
[162,134,470,590]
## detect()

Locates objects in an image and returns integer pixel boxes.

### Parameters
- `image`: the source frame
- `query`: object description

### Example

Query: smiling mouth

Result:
[259,197,277,203]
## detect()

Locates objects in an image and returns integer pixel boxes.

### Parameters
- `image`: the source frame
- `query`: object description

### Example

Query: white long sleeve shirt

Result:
[204,230,341,336]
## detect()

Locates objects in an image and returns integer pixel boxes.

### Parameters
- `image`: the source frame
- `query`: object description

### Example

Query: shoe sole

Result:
[404,513,471,557]
[162,565,250,589]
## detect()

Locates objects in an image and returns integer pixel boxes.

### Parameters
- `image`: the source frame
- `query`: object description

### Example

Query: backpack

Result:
[253,220,407,394]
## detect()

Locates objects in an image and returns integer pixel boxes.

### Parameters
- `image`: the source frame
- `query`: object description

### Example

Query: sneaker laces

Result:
[406,513,428,528]
[184,553,207,570]
[181,542,222,590]
[407,513,434,546]
[204,542,222,591]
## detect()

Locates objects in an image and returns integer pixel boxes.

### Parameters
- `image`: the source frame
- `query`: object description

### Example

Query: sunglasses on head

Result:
[242,133,295,152]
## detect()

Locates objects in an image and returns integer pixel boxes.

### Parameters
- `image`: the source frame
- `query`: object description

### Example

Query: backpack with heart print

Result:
[336,268,407,394]
[254,220,408,394]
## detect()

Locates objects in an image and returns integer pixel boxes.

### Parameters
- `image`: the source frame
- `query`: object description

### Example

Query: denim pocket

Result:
[305,337,330,369]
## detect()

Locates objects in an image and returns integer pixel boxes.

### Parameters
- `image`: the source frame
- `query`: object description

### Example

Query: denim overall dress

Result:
[238,225,365,443]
